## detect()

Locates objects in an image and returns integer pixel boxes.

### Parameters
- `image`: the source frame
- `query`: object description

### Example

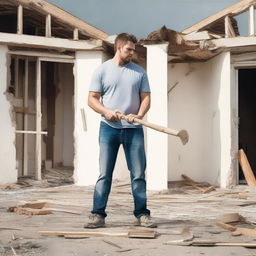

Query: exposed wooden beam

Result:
[225,16,236,38]
[73,28,79,41]
[249,5,255,35]
[17,4,23,34]
[15,0,108,40]
[35,58,42,180]
[0,32,102,51]
[183,0,256,34]
[211,36,256,49]
[45,14,51,38]
[23,57,29,176]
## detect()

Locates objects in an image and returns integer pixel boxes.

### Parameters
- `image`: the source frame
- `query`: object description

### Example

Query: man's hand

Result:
[104,109,124,122]
[124,114,143,124]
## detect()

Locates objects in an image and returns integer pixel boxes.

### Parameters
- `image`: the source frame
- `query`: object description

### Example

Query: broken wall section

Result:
[0,45,17,184]
[168,52,232,187]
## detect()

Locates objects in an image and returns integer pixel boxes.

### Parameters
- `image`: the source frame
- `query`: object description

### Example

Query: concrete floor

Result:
[1,178,256,256]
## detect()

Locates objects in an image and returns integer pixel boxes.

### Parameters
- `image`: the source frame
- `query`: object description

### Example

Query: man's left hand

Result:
[124,114,143,124]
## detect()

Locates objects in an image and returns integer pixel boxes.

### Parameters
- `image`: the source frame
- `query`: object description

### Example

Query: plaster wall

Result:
[0,45,17,184]
[168,52,231,187]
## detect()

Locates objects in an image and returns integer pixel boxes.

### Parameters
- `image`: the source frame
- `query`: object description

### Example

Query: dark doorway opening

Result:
[238,69,256,183]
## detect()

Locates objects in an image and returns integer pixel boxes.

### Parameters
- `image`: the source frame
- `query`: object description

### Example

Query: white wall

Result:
[0,45,17,184]
[168,52,231,187]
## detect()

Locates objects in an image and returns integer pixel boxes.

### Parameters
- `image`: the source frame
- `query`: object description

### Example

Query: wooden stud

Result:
[35,58,42,180]
[73,28,79,40]
[14,56,19,98]
[249,5,255,36]
[17,5,23,35]
[45,14,51,38]
[22,57,29,176]
[225,16,236,38]
[238,149,256,186]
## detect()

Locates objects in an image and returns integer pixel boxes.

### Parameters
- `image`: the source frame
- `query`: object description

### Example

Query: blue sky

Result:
[48,0,247,37]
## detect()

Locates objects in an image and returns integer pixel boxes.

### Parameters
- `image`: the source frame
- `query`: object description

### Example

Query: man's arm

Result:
[125,92,151,123]
[88,91,121,122]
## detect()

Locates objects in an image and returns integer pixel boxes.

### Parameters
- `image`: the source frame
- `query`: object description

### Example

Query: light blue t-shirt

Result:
[89,59,150,128]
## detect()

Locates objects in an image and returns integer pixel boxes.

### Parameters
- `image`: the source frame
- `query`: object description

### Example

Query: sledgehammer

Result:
[118,113,189,145]
[132,117,189,145]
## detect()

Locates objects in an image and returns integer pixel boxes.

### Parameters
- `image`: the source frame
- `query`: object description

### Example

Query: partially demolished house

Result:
[0,0,110,184]
[141,0,256,190]
[1,0,256,191]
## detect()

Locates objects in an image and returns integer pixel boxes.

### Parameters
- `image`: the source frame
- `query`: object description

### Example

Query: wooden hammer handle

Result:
[133,117,179,136]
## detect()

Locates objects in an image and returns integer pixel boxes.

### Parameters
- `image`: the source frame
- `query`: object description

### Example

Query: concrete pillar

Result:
[146,44,169,190]
[73,50,104,186]
[0,45,17,184]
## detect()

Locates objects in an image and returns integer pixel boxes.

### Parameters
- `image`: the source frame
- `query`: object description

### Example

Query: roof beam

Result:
[17,4,23,34]
[249,5,255,35]
[211,36,256,49]
[0,32,102,50]
[183,0,256,34]
[14,0,108,40]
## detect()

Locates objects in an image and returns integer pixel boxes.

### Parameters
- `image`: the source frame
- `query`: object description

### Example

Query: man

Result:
[84,33,156,229]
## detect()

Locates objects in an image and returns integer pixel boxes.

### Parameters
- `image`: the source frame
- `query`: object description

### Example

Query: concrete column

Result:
[73,50,104,186]
[146,44,169,190]
[0,45,17,184]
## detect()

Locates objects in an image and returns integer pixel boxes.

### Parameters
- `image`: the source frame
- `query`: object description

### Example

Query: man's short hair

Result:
[114,33,137,52]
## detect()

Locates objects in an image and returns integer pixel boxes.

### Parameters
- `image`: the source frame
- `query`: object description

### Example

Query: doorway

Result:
[238,68,256,183]
[11,55,74,184]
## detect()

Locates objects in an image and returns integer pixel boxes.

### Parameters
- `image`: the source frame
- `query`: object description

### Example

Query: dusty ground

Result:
[1,175,256,256]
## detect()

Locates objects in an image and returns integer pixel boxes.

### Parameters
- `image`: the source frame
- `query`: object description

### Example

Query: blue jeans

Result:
[92,122,150,218]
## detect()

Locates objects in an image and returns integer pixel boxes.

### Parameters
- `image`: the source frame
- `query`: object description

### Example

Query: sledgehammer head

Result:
[177,130,189,145]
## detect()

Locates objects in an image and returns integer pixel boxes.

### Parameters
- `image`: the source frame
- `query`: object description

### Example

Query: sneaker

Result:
[84,213,105,228]
[137,215,157,228]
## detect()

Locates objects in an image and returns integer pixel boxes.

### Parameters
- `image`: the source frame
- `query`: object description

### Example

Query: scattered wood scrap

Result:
[238,149,256,186]
[181,174,215,193]
[39,230,157,239]
[216,222,256,238]
[164,240,256,248]
[8,200,82,216]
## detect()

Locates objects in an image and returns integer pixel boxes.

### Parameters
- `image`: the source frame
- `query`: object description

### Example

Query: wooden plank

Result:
[183,31,211,41]
[211,36,256,49]
[181,174,215,193]
[17,5,23,35]
[183,0,255,34]
[9,50,74,59]
[225,16,236,38]
[39,231,128,238]
[16,130,47,135]
[216,221,237,231]
[23,57,29,176]
[249,5,255,35]
[44,208,82,215]
[238,149,256,186]
[45,14,51,38]
[0,32,102,51]
[35,58,42,180]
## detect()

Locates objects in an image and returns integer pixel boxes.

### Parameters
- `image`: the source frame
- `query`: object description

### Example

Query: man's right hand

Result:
[104,109,124,122]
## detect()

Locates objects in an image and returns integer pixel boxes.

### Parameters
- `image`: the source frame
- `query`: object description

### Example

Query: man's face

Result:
[118,41,135,63]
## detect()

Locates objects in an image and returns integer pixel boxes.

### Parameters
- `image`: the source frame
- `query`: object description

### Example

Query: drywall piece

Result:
[146,44,168,190]
[0,45,17,184]
[73,51,104,186]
